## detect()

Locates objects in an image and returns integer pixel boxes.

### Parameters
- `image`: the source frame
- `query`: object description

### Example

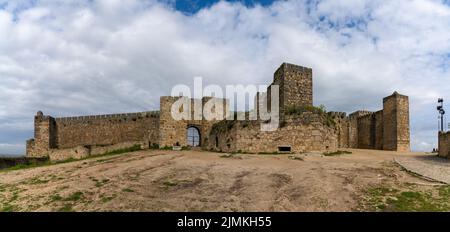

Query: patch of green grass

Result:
[47,191,85,208]
[0,187,22,212]
[1,203,17,212]
[364,185,450,212]
[27,177,50,185]
[122,188,134,193]
[2,145,142,173]
[389,191,443,212]
[9,191,19,202]
[50,194,63,201]
[160,179,198,191]
[323,150,352,156]
[64,191,84,202]
[93,178,110,187]
[161,180,184,190]
[58,204,73,212]
[101,194,117,203]
[181,146,191,151]
[258,152,280,155]
[2,160,51,172]
[101,145,142,156]
[438,185,450,198]
[163,181,178,187]
[235,150,253,154]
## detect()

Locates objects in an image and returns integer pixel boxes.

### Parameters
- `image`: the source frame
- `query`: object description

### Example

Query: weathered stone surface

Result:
[49,146,90,161]
[48,141,144,161]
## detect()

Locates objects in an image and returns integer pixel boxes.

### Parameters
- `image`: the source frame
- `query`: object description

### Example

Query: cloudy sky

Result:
[1,0,449,155]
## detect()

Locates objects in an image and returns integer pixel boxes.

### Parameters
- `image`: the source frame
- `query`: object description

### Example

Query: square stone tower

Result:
[26,111,57,157]
[382,92,410,152]
[268,63,313,118]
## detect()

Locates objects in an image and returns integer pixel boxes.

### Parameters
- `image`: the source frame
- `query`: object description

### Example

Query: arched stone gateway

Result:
[187,126,201,147]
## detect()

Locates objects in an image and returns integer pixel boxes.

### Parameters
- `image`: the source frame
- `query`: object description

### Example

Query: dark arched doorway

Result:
[187,126,201,147]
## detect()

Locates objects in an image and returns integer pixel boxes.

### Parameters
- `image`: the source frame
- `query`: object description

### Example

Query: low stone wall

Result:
[439,132,450,159]
[49,146,90,162]
[208,112,338,153]
[90,141,145,156]
[48,141,146,162]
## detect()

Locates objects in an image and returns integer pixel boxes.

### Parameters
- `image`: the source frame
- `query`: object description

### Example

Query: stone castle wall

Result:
[348,114,359,148]
[330,112,349,148]
[355,110,383,149]
[374,110,384,150]
[395,94,410,152]
[55,112,159,148]
[439,132,450,159]
[27,111,159,158]
[208,112,338,153]
[335,92,410,152]
[26,62,411,160]
[357,113,373,149]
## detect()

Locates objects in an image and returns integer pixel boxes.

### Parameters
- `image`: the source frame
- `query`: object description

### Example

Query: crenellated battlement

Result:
[273,62,312,82]
[328,111,347,118]
[54,111,160,123]
[349,110,373,119]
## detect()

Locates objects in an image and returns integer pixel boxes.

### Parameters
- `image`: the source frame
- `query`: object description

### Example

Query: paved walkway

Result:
[395,154,450,184]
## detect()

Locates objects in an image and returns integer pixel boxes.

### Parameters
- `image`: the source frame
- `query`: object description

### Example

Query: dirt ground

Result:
[0,149,448,212]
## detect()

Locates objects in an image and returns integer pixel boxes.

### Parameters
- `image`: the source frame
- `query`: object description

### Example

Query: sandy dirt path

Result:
[0,149,441,212]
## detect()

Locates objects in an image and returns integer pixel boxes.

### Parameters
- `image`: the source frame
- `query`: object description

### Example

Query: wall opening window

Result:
[278,146,291,153]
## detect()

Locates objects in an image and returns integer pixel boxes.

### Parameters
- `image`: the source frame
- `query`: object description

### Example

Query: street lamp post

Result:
[437,98,445,132]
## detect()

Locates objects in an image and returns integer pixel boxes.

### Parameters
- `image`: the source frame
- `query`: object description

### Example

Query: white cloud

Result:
[0,0,449,154]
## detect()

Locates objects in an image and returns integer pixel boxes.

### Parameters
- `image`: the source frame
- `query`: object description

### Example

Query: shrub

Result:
[323,150,352,156]
[150,143,159,149]
[160,146,173,150]
[286,105,326,115]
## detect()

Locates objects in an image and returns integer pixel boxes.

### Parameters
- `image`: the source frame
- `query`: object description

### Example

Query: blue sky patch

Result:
[171,0,276,14]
